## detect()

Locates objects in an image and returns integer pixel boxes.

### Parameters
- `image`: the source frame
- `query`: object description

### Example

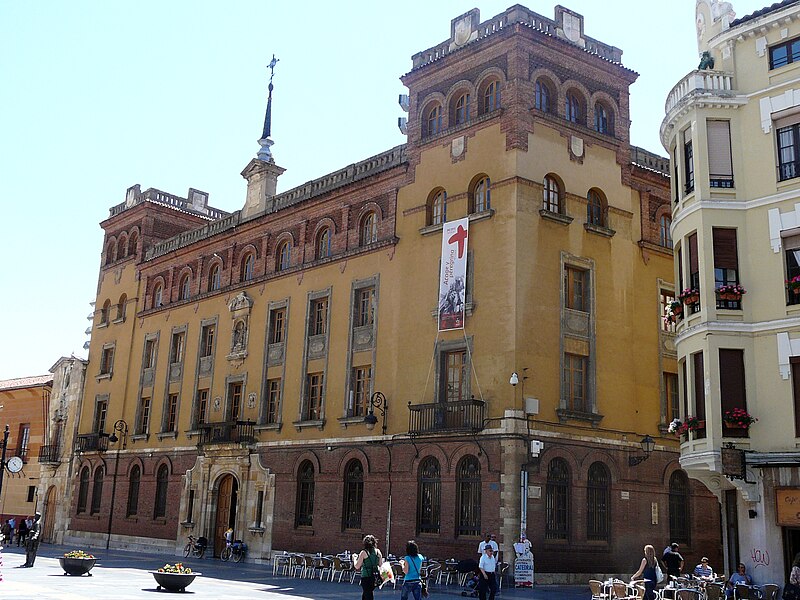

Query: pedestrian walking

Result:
[354,534,383,600]
[22,512,41,567]
[631,544,658,600]
[400,540,425,600]
[478,544,498,600]
[16,518,27,547]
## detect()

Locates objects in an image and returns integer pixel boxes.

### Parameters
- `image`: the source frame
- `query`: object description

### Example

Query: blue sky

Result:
[0,0,768,379]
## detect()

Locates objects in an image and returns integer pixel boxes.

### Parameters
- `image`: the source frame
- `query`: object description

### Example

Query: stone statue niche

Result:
[227,292,253,361]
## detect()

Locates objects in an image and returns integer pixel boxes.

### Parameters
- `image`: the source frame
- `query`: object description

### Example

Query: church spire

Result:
[257,55,279,162]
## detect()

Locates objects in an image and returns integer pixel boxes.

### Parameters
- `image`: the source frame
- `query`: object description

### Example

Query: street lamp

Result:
[628,434,656,467]
[106,419,128,550]
[0,425,9,508]
[364,392,387,435]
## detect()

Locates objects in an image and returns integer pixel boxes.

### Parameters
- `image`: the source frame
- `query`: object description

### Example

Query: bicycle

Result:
[183,535,207,559]
[220,539,247,563]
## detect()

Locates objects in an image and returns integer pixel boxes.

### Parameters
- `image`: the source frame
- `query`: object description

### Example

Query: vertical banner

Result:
[438,217,469,331]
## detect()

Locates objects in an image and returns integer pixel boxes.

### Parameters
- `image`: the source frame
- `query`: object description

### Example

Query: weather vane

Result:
[268,54,279,84]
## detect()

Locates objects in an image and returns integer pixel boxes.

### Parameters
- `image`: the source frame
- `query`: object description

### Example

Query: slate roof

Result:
[729,0,800,28]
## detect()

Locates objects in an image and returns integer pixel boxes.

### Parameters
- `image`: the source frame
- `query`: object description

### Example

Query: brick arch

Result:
[445,79,477,128]
[105,236,118,265]
[577,449,622,483]
[476,67,506,113]
[589,90,620,135]
[176,266,194,298]
[153,456,173,476]
[272,231,295,252]
[449,443,491,474]
[410,444,450,475]
[117,232,128,259]
[530,67,560,113]
[149,275,167,309]
[661,459,686,486]
[538,446,581,484]
[236,243,260,264]
[418,92,447,123]
[125,456,146,477]
[311,217,337,240]
[336,448,372,477]
[559,79,591,122]
[292,451,321,475]
[357,201,384,223]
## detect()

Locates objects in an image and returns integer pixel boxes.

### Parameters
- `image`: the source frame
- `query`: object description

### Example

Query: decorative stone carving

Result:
[199,356,213,376]
[352,325,375,351]
[448,9,479,51]
[267,343,284,366]
[228,292,253,313]
[564,310,589,337]
[307,334,327,359]
[452,136,465,159]
[169,363,182,382]
[247,392,257,409]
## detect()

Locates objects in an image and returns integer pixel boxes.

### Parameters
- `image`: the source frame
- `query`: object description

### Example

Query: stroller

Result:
[457,559,481,597]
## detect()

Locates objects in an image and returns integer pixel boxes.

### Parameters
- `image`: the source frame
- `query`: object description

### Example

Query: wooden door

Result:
[213,475,237,556]
[41,486,56,543]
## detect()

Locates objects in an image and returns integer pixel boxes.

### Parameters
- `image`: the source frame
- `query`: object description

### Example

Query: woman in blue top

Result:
[632,544,658,600]
[400,540,425,600]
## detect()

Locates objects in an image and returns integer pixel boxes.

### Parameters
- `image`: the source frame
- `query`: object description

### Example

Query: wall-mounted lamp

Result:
[510,372,519,386]
[628,434,655,467]
[364,391,387,435]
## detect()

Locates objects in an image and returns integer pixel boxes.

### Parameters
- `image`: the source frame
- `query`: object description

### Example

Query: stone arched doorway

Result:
[41,486,57,543]
[213,474,238,557]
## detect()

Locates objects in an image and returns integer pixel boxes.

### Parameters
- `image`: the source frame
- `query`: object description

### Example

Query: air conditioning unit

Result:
[398,94,410,112]
[397,117,408,135]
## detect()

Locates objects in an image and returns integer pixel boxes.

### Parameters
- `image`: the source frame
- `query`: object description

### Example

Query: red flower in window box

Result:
[722,408,757,428]
[788,276,800,295]
[716,284,746,301]
[678,288,700,306]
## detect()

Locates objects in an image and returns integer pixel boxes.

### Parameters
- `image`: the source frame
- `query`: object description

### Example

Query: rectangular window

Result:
[719,349,747,438]
[563,354,587,412]
[170,332,185,364]
[564,266,588,312]
[100,346,114,375]
[311,298,328,336]
[165,393,178,432]
[352,366,372,416]
[692,351,706,439]
[770,37,800,69]
[304,373,324,421]
[713,228,740,310]
[137,397,151,434]
[441,350,467,403]
[707,120,733,188]
[672,147,679,203]
[269,308,286,344]
[683,128,694,194]
[94,398,108,433]
[27,486,35,503]
[355,287,375,327]
[195,389,208,426]
[786,235,800,305]
[256,490,264,527]
[791,357,800,436]
[265,379,280,424]
[665,372,679,422]
[143,339,156,369]
[186,489,195,523]
[200,324,215,358]
[661,289,677,331]
[688,232,700,313]
[17,423,30,462]
[778,123,800,181]
[228,382,243,421]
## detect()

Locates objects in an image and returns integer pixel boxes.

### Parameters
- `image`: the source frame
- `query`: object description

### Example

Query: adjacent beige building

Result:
[663,0,800,583]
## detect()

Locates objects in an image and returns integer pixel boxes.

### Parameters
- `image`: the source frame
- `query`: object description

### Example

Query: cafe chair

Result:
[735,583,754,600]
[706,582,724,600]
[761,584,779,600]
[612,581,638,600]
[590,579,612,600]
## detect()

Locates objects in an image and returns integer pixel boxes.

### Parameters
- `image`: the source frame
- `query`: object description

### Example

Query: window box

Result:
[678,288,700,306]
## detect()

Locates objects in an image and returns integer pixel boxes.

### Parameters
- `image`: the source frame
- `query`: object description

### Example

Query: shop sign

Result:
[776,488,800,526]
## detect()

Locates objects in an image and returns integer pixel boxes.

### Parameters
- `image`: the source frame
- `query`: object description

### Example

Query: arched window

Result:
[127,465,141,517]
[277,241,292,272]
[566,91,582,124]
[454,92,470,125]
[117,294,127,321]
[543,175,562,213]
[360,212,377,246]
[77,466,90,513]
[587,462,610,541]
[545,457,569,540]
[316,227,331,260]
[425,103,443,137]
[472,177,491,213]
[118,234,128,259]
[429,190,447,226]
[240,253,255,282]
[91,465,104,515]
[482,80,500,113]
[535,79,552,113]
[208,264,221,292]
[128,231,138,257]
[587,189,606,227]
[456,455,481,537]
[153,283,163,308]
[296,460,315,527]
[179,275,191,300]
[100,299,111,325]
[105,241,115,265]
[416,457,441,534]
[669,471,690,543]
[660,215,673,248]
[594,103,611,134]
[154,464,169,518]
[342,460,364,530]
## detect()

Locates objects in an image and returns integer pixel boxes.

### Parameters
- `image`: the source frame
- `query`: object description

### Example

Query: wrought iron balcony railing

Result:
[198,420,255,446]
[38,444,60,464]
[408,399,486,436]
[74,432,110,453]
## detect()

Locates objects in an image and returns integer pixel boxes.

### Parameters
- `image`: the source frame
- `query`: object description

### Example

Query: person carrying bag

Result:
[400,540,426,600]
[354,534,383,600]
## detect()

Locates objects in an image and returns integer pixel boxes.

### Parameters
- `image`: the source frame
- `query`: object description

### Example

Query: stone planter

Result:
[152,571,200,592]
[59,557,97,576]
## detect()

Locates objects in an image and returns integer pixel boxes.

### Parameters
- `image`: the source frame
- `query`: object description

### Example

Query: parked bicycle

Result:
[221,539,247,563]
[183,535,207,559]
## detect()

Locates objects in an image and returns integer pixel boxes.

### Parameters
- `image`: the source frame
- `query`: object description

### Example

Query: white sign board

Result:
[514,555,534,588]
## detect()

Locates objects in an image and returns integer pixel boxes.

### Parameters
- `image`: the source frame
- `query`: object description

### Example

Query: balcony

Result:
[197,420,255,446]
[664,69,735,115]
[408,399,486,436]
[38,444,60,465]
[74,433,110,453]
